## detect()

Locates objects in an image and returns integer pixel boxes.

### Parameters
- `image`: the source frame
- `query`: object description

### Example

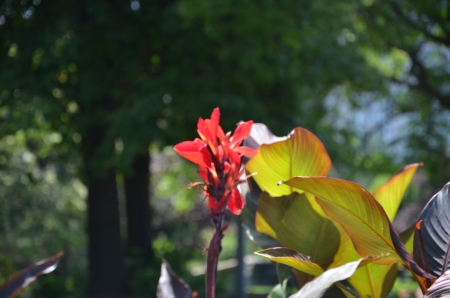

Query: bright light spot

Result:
[131,1,140,11]
[162,94,172,104]
[52,88,64,98]
[67,101,78,113]
[157,119,167,129]
[8,43,18,57]
[72,133,81,143]
[0,16,5,26]
[68,63,77,73]
[13,89,21,98]
[58,73,68,83]
[22,7,35,19]
[115,138,124,153]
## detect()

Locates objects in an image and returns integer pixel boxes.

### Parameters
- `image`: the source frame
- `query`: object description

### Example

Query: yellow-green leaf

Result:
[255,247,324,277]
[349,263,399,298]
[246,128,331,197]
[282,177,400,264]
[372,163,422,221]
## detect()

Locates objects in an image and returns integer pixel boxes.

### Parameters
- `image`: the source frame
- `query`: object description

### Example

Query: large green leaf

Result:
[256,192,343,270]
[372,163,422,221]
[283,177,399,263]
[283,176,434,281]
[348,164,421,298]
[246,127,331,197]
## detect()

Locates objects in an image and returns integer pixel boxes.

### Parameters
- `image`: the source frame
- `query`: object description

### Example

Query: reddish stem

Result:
[205,213,226,298]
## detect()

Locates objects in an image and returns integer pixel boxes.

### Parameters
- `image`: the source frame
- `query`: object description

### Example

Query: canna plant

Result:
[161,107,450,298]
[243,123,450,297]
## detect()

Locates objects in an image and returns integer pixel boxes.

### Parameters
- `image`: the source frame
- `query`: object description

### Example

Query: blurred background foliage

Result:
[0,0,449,297]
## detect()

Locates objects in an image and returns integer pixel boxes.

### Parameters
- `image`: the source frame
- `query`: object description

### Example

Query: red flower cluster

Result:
[174,108,257,215]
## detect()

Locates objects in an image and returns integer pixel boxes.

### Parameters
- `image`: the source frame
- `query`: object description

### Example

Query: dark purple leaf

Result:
[157,259,193,298]
[413,182,450,277]
[0,252,63,298]
[424,270,450,298]
[390,221,435,279]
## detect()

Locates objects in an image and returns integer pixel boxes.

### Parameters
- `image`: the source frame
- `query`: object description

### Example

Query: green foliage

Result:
[245,124,439,297]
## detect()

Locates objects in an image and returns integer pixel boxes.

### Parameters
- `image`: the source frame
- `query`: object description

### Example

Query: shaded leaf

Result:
[289,259,363,298]
[372,163,422,221]
[414,182,450,277]
[246,127,331,197]
[157,259,193,298]
[0,252,63,298]
[239,175,281,248]
[283,176,433,280]
[423,270,450,298]
[255,192,343,276]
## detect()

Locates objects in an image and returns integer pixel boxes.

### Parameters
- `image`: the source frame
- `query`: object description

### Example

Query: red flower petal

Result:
[174,140,211,168]
[233,146,257,157]
[208,196,217,210]
[227,188,245,215]
[210,108,220,144]
[230,120,253,148]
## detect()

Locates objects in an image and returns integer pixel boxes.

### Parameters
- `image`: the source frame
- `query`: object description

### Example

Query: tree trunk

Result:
[124,150,153,255]
[84,127,126,297]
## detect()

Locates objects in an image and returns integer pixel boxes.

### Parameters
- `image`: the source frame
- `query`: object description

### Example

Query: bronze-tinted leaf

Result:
[0,252,63,298]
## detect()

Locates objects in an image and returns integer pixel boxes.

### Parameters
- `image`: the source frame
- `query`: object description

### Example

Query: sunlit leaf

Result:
[0,252,63,298]
[157,259,193,298]
[423,270,450,298]
[372,163,421,221]
[246,127,331,197]
[414,182,450,277]
[282,176,433,280]
[289,259,364,298]
[255,247,324,277]
[347,164,420,298]
[283,177,398,263]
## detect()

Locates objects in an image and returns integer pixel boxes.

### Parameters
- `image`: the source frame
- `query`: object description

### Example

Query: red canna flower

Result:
[174,108,257,215]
